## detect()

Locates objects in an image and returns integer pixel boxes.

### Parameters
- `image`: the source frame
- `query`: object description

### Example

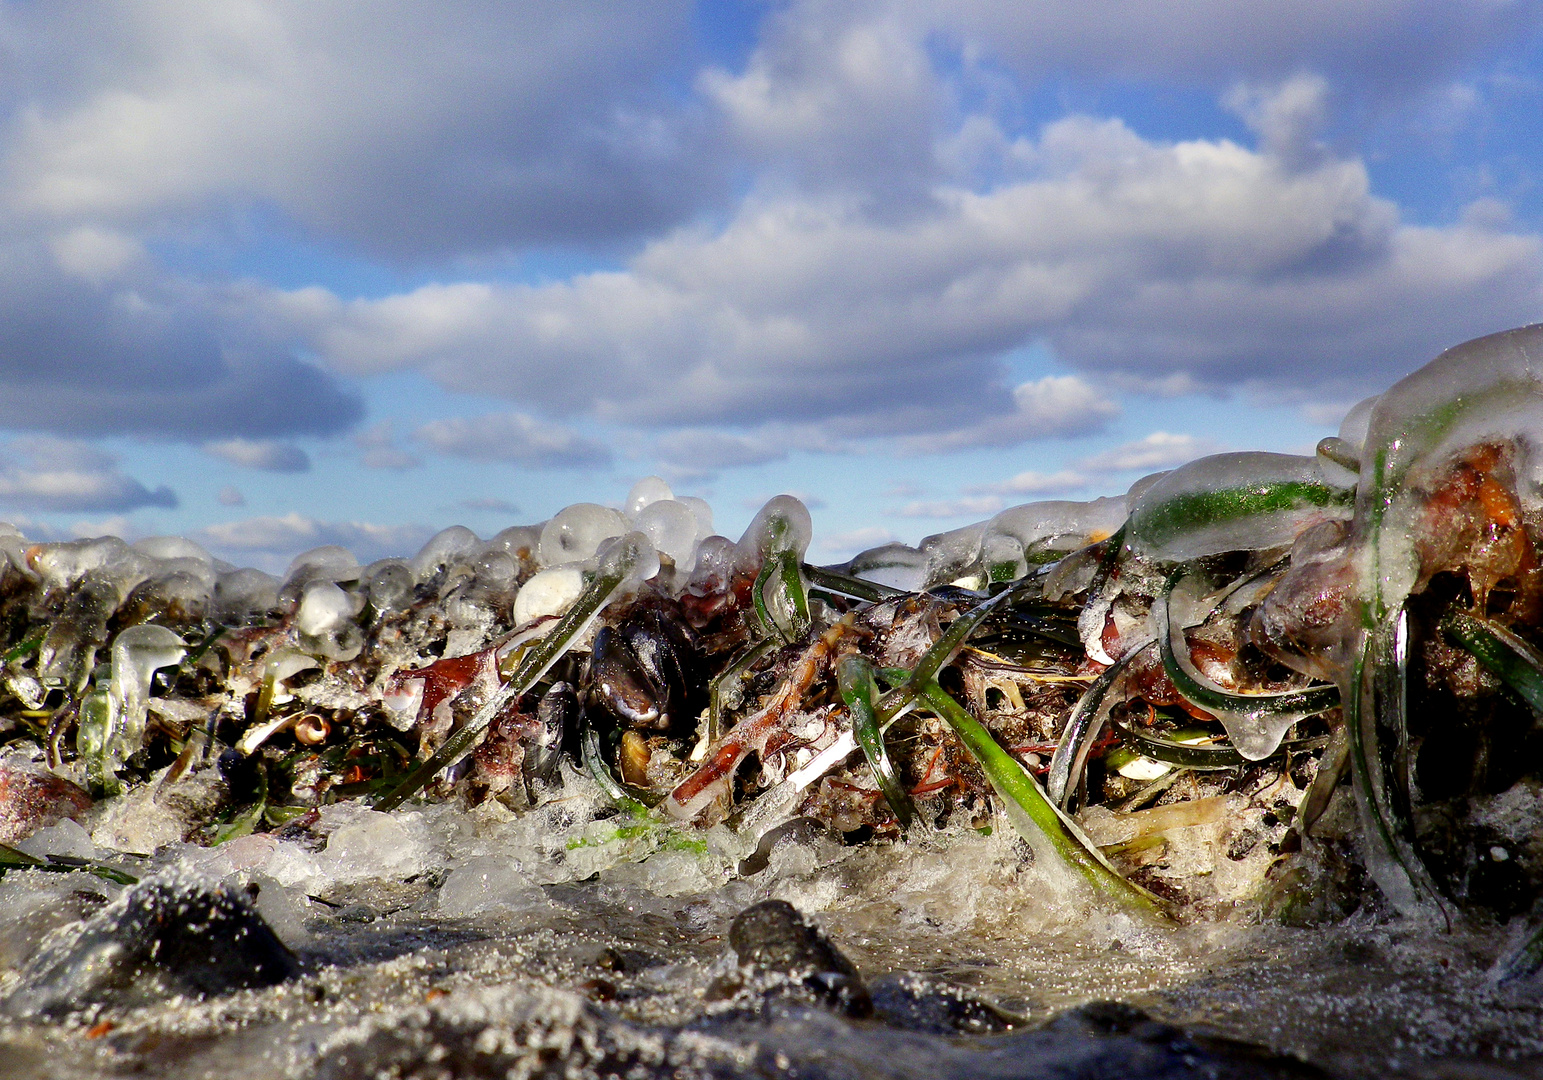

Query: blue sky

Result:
[1,1,1541,571]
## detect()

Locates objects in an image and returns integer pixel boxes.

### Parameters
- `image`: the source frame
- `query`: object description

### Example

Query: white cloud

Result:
[900,375,1117,452]
[204,438,310,472]
[353,421,421,471]
[286,76,1542,437]
[893,495,1005,518]
[217,485,246,507]
[654,430,788,476]
[2,3,710,257]
[458,497,520,515]
[1079,431,1225,473]
[197,512,434,567]
[415,413,611,468]
[0,436,176,513]
[978,469,1092,497]
[817,525,897,558]
[934,1,1538,90]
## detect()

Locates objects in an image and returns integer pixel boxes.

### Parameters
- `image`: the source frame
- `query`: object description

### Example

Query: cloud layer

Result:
[0,0,1538,549]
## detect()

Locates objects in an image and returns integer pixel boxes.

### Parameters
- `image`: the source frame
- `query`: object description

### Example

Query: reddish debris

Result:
[0,765,92,843]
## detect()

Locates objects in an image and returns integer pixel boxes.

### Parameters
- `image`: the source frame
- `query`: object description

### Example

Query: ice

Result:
[513,566,586,625]
[1356,324,1543,614]
[1337,394,1379,454]
[847,542,928,591]
[624,475,674,517]
[107,625,187,766]
[365,558,415,615]
[740,495,813,563]
[677,495,715,541]
[471,548,517,592]
[315,804,432,884]
[538,503,629,566]
[410,525,481,585]
[596,530,660,585]
[37,572,125,692]
[131,535,214,564]
[635,499,701,574]
[294,580,364,660]
[26,536,129,591]
[687,534,747,594]
[982,532,1028,583]
[10,817,101,862]
[985,497,1127,560]
[919,522,986,587]
[1126,452,1353,561]
[279,545,360,609]
[212,567,279,622]
[485,524,542,566]
[283,543,359,584]
[437,855,549,918]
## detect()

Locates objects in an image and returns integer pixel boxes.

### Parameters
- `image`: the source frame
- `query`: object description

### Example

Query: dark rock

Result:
[1,867,300,1017]
[868,971,1018,1034]
[315,984,1329,1080]
[712,898,871,1017]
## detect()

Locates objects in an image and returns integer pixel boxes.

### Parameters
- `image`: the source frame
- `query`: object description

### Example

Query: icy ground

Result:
[2,762,1543,1079]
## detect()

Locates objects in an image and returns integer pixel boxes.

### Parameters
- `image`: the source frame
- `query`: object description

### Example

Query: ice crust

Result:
[1126,452,1353,562]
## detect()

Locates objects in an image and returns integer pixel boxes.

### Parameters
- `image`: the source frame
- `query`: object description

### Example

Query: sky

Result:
[1,1,1542,573]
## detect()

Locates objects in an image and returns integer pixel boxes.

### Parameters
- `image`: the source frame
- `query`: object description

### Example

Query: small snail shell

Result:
[294,713,331,746]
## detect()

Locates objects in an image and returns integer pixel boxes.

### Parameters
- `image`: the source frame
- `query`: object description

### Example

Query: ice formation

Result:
[3,327,1543,1078]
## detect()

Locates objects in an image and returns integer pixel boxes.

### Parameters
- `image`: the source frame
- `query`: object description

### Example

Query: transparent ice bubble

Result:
[29,536,130,591]
[472,548,517,591]
[596,531,660,584]
[687,535,746,593]
[131,536,214,564]
[212,568,280,622]
[847,542,928,592]
[108,625,187,763]
[920,522,987,587]
[676,495,715,542]
[1126,452,1352,562]
[283,546,359,587]
[294,580,364,661]
[739,495,812,562]
[410,526,481,584]
[624,476,674,518]
[635,499,700,573]
[121,568,213,623]
[295,580,357,638]
[485,524,542,567]
[512,566,587,625]
[538,504,629,567]
[982,532,1028,583]
[365,559,415,615]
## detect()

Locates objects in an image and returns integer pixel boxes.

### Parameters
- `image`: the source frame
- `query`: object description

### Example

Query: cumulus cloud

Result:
[0,242,362,441]
[354,421,421,471]
[286,74,1542,438]
[977,469,1093,497]
[0,436,176,513]
[458,497,520,515]
[653,430,789,477]
[2,3,712,258]
[934,0,1540,91]
[197,512,435,568]
[900,375,1117,452]
[204,438,310,472]
[817,525,897,558]
[1079,431,1225,473]
[415,413,611,468]
[968,431,1225,504]
[893,495,1005,518]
